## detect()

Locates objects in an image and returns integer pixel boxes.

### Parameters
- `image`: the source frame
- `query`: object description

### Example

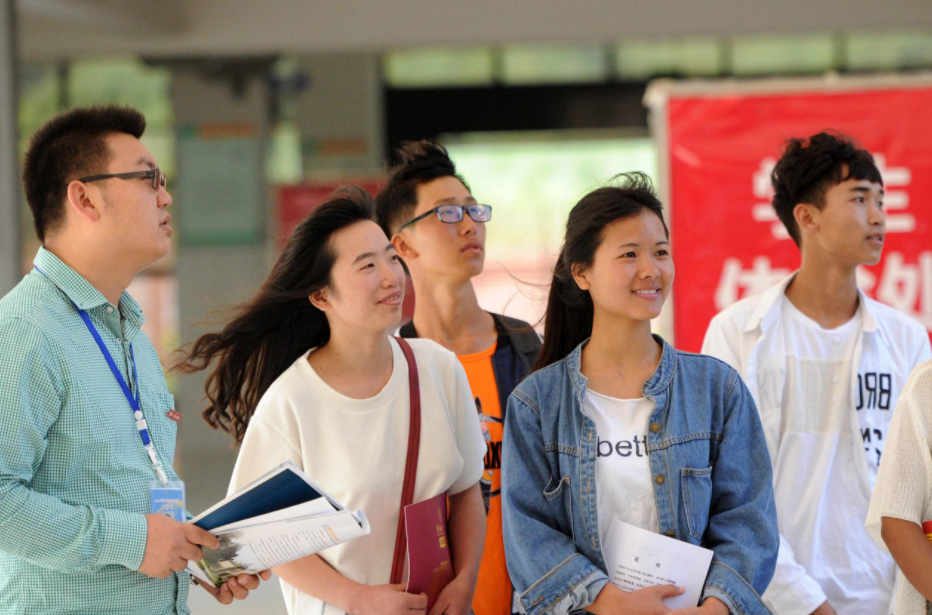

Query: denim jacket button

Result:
[655,474,665,485]
[665,529,675,537]
[650,422,661,433]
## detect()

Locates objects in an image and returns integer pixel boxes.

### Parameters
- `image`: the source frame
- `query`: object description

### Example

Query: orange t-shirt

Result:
[458,341,511,615]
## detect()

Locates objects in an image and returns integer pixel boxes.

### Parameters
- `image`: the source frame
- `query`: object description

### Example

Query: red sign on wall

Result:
[665,86,932,352]
[276,180,417,322]
[277,181,383,244]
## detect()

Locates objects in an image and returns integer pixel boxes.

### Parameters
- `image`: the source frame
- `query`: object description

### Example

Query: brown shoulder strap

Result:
[390,336,421,585]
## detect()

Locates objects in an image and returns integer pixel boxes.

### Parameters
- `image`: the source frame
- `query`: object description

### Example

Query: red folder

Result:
[405,493,454,611]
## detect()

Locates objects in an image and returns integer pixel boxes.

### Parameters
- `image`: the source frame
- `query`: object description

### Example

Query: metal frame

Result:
[0,0,19,295]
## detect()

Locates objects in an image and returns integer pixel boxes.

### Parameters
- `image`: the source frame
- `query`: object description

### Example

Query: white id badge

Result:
[150,480,186,522]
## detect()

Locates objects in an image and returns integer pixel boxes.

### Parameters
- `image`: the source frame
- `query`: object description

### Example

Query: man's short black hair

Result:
[771,131,882,247]
[375,140,470,237]
[22,105,146,242]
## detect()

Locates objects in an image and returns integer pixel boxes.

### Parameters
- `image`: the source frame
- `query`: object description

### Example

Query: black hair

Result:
[533,172,668,372]
[771,132,882,246]
[176,187,376,444]
[22,105,147,242]
[375,140,470,237]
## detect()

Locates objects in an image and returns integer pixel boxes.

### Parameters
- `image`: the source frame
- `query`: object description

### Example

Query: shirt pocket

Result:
[142,387,178,458]
[543,475,574,540]
[680,466,713,541]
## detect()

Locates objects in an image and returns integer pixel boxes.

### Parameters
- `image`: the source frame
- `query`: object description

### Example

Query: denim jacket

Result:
[501,336,778,615]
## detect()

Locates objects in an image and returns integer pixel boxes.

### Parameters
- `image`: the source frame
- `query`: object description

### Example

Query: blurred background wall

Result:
[3,1,932,612]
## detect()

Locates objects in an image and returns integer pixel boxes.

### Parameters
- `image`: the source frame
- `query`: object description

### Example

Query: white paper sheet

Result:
[212,498,337,534]
[602,518,714,609]
[187,509,370,586]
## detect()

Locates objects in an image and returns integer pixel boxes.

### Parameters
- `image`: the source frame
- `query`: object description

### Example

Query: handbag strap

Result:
[390,336,421,585]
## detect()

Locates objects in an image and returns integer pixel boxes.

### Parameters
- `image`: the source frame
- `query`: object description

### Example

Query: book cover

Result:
[187,461,370,587]
[405,493,454,612]
[191,461,329,532]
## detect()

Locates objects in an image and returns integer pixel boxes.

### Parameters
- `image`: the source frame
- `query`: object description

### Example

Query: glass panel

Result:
[19,64,63,268]
[68,58,172,130]
[266,121,303,184]
[731,34,835,75]
[616,38,721,78]
[67,58,176,175]
[19,64,62,145]
[445,131,657,331]
[846,32,932,70]
[501,44,608,84]
[383,47,494,87]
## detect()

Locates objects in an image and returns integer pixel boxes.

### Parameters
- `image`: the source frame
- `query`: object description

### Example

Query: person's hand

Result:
[694,596,730,615]
[811,601,837,615]
[195,571,273,604]
[138,514,220,579]
[428,574,476,615]
[350,583,428,615]
[586,582,685,615]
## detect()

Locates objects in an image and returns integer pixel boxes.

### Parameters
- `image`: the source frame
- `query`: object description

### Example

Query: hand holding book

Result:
[404,493,455,612]
[187,461,370,587]
[193,569,272,605]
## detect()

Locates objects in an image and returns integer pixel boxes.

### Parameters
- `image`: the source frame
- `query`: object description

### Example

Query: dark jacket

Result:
[399,313,541,417]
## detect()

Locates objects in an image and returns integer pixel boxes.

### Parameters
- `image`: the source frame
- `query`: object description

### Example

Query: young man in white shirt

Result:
[703,132,932,615]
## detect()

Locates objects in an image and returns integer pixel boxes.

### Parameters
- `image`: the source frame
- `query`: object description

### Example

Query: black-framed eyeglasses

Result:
[396,204,493,233]
[74,168,167,191]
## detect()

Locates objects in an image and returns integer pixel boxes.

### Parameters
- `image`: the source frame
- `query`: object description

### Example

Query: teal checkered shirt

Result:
[0,248,190,614]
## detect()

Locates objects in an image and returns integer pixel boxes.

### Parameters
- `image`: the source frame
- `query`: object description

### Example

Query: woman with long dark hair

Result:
[500,174,779,615]
[178,188,486,615]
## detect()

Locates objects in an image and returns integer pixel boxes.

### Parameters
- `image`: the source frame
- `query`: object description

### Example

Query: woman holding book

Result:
[866,359,932,614]
[178,188,486,615]
[500,174,779,615]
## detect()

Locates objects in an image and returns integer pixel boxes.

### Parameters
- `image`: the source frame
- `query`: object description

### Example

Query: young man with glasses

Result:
[0,105,268,614]
[703,133,932,615]
[376,140,541,615]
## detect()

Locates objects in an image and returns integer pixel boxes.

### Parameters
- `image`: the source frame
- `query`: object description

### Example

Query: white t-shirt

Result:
[228,337,486,615]
[582,390,660,538]
[779,299,895,614]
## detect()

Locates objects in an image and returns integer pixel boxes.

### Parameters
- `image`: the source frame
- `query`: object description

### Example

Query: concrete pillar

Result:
[0,0,20,295]
[169,64,273,514]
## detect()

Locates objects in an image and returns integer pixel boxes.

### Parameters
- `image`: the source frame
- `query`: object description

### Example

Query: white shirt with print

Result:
[702,274,932,615]
[779,299,894,614]
[582,391,660,537]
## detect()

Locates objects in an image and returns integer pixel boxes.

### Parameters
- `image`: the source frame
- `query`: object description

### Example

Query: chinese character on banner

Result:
[875,252,932,330]
[663,86,932,351]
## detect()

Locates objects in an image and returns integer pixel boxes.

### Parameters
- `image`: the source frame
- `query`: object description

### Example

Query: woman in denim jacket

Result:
[501,174,778,615]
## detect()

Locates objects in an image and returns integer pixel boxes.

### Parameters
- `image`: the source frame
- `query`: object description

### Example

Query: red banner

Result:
[277,181,383,243]
[666,86,932,352]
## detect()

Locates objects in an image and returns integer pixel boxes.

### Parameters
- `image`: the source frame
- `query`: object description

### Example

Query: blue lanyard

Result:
[34,266,168,484]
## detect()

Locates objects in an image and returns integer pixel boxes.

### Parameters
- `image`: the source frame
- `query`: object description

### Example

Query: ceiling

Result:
[15,0,932,61]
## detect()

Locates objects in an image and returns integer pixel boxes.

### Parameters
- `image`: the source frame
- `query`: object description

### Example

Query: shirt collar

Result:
[744,270,879,336]
[566,334,676,398]
[33,247,145,325]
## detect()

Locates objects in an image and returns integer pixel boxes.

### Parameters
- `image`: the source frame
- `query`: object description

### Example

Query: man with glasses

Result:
[376,140,541,615]
[0,105,268,614]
